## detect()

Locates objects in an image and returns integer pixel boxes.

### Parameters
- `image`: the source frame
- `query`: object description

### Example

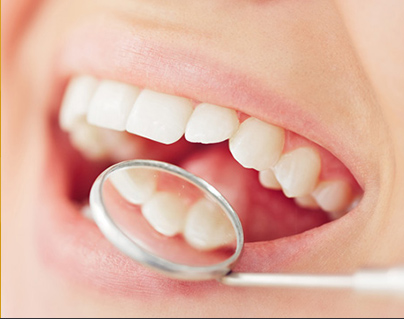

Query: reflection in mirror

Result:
[102,166,237,267]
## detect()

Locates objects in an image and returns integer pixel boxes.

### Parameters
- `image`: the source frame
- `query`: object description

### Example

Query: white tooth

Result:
[110,168,157,205]
[59,75,99,131]
[141,192,187,237]
[100,130,140,161]
[273,147,321,198]
[294,195,319,209]
[185,103,239,143]
[126,89,193,144]
[69,120,109,159]
[259,168,282,190]
[229,117,284,171]
[69,120,139,161]
[312,180,353,215]
[87,80,140,131]
[184,198,236,251]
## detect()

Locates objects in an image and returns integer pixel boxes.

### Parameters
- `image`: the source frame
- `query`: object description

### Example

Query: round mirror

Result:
[90,160,244,281]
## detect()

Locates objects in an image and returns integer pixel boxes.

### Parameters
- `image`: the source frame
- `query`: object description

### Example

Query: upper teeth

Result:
[273,147,321,198]
[185,103,239,144]
[63,75,358,246]
[87,80,141,131]
[126,89,194,144]
[59,75,99,131]
[229,117,284,171]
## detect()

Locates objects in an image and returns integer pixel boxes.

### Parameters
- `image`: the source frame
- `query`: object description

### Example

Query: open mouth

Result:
[35,19,371,298]
[60,74,362,249]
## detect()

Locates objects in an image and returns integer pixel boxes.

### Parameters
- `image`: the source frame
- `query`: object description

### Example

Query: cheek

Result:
[336,0,404,113]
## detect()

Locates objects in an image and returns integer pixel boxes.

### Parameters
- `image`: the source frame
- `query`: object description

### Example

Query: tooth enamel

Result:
[185,103,239,143]
[87,80,141,131]
[294,195,319,209]
[69,120,109,159]
[141,192,187,237]
[59,75,99,131]
[126,89,193,144]
[110,168,157,205]
[184,198,236,251]
[99,130,140,161]
[312,180,353,214]
[273,147,321,198]
[229,117,284,171]
[259,168,282,190]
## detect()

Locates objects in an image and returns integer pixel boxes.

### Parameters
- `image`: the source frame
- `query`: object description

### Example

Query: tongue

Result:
[180,143,329,242]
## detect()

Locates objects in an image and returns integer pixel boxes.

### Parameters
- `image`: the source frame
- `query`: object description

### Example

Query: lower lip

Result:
[34,120,344,299]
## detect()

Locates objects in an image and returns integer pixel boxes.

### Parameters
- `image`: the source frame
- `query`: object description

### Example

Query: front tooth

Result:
[312,180,353,215]
[126,89,193,144]
[185,103,239,143]
[273,147,321,198]
[87,80,140,131]
[59,75,99,131]
[141,192,187,237]
[184,198,236,251]
[229,117,284,171]
[294,195,319,209]
[259,168,282,190]
[110,168,157,205]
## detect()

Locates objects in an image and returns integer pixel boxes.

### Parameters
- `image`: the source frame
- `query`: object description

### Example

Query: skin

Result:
[2,0,404,317]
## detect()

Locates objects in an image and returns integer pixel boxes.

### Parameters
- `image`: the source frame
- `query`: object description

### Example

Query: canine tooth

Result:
[141,192,187,237]
[184,198,236,251]
[110,168,157,205]
[87,80,140,131]
[185,103,239,143]
[259,169,282,190]
[126,89,193,144]
[69,120,108,159]
[274,147,321,198]
[59,75,99,131]
[294,195,319,209]
[229,117,284,171]
[312,180,353,214]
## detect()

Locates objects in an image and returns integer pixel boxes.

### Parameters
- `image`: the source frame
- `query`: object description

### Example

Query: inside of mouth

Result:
[102,167,238,266]
[61,127,360,244]
[57,76,363,250]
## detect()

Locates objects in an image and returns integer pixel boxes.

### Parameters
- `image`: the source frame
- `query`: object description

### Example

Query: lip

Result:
[36,15,377,298]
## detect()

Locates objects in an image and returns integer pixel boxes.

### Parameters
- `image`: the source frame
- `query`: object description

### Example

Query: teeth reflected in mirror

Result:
[102,165,238,267]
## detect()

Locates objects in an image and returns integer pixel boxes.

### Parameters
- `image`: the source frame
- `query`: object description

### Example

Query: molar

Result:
[87,80,140,131]
[229,117,285,171]
[185,103,239,144]
[274,147,321,198]
[126,89,193,144]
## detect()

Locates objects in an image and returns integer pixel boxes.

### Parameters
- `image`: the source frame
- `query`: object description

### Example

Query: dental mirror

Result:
[90,160,243,281]
[90,160,404,294]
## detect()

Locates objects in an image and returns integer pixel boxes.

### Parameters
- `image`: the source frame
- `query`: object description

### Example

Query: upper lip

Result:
[38,14,382,297]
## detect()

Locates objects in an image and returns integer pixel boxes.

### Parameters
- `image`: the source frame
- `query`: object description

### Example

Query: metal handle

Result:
[220,267,404,295]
